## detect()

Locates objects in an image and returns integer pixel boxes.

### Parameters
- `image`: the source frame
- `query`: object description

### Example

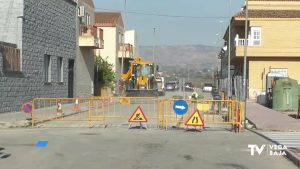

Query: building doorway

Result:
[68,59,74,98]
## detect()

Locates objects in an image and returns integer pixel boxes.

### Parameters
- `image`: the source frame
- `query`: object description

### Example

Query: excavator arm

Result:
[121,57,142,81]
[121,64,132,81]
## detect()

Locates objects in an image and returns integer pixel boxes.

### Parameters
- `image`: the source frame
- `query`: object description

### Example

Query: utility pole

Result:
[227,0,232,98]
[218,20,223,91]
[243,0,249,128]
[152,27,156,62]
[187,66,190,81]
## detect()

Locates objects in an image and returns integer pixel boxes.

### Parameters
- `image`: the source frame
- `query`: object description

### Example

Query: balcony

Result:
[234,36,263,57]
[118,43,134,59]
[79,25,103,49]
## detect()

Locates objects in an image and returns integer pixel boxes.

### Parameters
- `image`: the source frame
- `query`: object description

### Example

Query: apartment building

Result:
[220,0,300,102]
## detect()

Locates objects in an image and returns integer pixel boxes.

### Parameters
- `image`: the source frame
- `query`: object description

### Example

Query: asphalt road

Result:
[0,128,297,169]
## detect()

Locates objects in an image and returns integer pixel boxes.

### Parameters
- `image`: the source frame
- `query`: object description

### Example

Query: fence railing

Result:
[32,97,245,131]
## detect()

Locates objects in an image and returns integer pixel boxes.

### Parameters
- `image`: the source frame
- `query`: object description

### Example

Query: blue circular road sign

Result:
[173,100,189,115]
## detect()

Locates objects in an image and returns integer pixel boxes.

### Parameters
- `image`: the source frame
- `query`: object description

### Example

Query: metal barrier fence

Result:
[159,99,245,131]
[32,97,245,131]
[32,98,104,127]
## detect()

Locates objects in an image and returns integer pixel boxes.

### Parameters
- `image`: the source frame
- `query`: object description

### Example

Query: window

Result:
[86,13,90,25]
[118,33,123,50]
[57,57,63,82]
[44,55,51,82]
[1,45,21,72]
[251,27,261,46]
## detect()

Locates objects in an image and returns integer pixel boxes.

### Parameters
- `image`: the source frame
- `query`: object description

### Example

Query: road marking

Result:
[36,140,48,148]
[261,132,300,148]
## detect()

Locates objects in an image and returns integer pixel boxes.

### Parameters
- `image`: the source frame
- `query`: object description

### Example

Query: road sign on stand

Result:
[128,106,148,129]
[173,100,188,115]
[185,110,205,127]
[128,106,148,122]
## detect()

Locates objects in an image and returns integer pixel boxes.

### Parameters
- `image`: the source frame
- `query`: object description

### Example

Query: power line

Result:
[95,8,231,19]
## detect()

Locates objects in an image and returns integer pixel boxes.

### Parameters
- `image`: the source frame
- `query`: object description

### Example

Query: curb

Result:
[248,128,300,168]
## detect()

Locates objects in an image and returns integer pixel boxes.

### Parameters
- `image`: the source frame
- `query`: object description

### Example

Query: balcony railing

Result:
[118,43,134,58]
[235,38,261,46]
[236,39,248,46]
[80,25,96,37]
[79,25,103,49]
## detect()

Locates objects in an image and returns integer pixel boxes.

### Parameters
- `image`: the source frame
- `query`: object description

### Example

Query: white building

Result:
[95,12,134,94]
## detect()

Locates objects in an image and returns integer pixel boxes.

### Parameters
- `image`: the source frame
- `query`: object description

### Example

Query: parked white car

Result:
[202,83,213,92]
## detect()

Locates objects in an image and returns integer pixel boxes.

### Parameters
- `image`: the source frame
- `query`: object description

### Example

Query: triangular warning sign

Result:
[184,110,205,126]
[128,106,148,122]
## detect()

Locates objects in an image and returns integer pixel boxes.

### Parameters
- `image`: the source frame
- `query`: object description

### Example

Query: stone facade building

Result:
[0,0,77,113]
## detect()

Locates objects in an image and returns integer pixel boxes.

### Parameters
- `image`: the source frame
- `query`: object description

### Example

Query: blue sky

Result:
[94,0,244,46]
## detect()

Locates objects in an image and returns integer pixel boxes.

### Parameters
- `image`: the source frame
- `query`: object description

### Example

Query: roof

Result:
[234,10,300,18]
[94,12,124,28]
[80,0,94,8]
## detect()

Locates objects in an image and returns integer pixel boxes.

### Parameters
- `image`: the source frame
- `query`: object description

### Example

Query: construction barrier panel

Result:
[32,98,105,127]
[159,99,242,131]
[32,97,245,131]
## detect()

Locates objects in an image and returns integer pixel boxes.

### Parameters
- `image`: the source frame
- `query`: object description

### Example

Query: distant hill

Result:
[139,45,218,70]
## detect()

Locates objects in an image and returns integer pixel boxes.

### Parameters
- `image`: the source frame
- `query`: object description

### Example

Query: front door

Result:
[68,59,74,98]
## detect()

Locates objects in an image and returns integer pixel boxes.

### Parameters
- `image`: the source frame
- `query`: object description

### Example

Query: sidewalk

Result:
[246,102,300,132]
[246,101,300,167]
[0,111,31,128]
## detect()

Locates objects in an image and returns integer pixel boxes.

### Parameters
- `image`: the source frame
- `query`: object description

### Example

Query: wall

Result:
[0,0,23,50]
[98,26,125,93]
[0,0,76,113]
[236,20,300,57]
[248,58,300,100]
[99,27,117,71]
[75,0,95,97]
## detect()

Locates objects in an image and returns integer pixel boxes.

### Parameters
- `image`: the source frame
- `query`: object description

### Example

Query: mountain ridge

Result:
[139,44,219,70]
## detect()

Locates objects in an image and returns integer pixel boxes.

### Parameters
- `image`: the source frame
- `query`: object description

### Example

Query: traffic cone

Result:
[74,98,79,111]
[57,100,62,116]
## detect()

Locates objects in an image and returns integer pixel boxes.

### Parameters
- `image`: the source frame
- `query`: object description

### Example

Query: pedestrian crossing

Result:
[261,132,300,148]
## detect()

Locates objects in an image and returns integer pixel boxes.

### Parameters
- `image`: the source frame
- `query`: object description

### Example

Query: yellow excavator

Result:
[121,57,158,97]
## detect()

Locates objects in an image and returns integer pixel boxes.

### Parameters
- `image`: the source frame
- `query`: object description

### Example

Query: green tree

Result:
[95,56,115,88]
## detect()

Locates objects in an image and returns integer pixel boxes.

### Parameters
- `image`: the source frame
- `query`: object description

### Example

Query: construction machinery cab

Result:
[122,57,158,97]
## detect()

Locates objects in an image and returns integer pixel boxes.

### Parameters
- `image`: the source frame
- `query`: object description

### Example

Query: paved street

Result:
[0,128,298,169]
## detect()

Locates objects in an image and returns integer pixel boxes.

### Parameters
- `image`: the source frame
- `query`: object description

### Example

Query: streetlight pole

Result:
[152,27,156,62]
[187,66,190,81]
[121,0,127,76]
[243,0,249,128]
[227,0,232,98]
[120,0,127,95]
